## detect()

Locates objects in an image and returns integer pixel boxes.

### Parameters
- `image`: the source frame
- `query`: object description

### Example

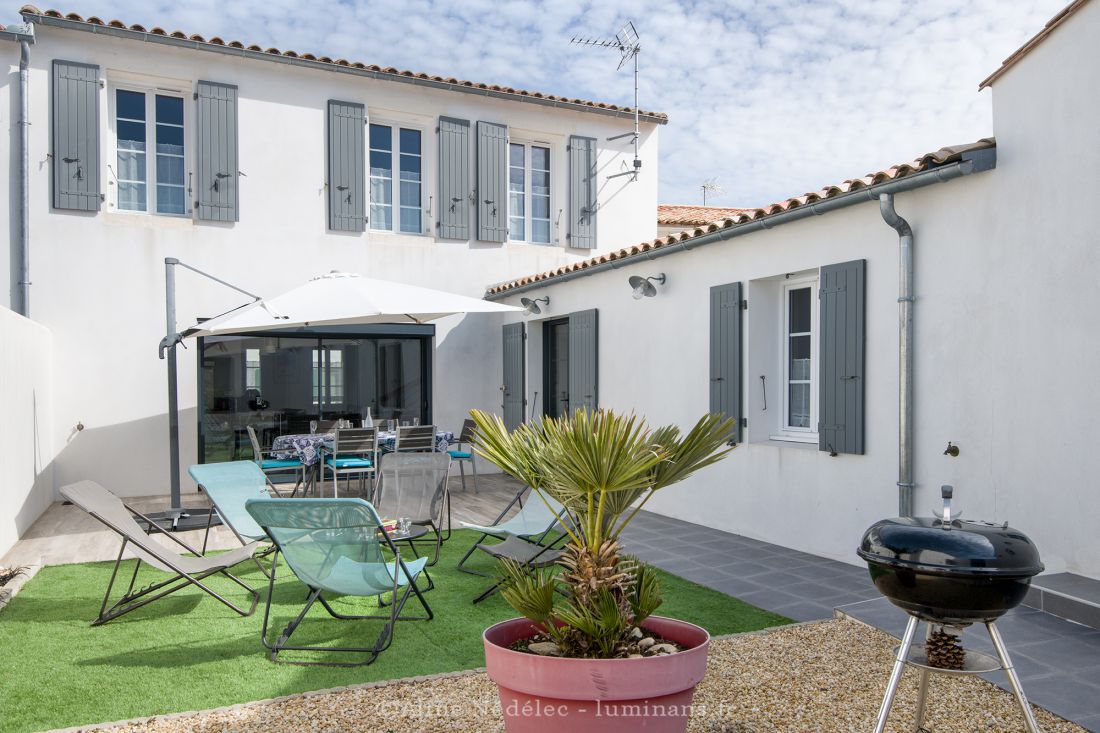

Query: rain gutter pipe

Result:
[5,23,35,316]
[879,194,914,517]
[484,148,995,300]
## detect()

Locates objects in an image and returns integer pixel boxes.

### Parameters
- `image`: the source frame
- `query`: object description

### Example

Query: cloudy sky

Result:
[49,0,1065,206]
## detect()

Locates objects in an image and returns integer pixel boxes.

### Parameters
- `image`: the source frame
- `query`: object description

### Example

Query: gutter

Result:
[485,147,996,300]
[24,13,668,126]
[3,22,35,316]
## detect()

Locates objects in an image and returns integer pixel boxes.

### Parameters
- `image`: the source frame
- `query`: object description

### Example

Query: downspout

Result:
[17,33,32,316]
[879,193,914,517]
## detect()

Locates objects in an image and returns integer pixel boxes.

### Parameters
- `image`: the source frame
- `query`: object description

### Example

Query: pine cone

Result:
[926,628,966,670]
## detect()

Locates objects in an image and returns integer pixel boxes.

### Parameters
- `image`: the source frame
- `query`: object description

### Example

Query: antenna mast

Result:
[570,21,642,181]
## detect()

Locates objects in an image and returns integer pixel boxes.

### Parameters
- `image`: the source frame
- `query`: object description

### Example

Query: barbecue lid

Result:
[858,515,1044,577]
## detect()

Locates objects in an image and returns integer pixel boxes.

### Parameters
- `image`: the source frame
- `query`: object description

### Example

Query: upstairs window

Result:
[370,123,422,234]
[114,88,186,215]
[508,142,551,244]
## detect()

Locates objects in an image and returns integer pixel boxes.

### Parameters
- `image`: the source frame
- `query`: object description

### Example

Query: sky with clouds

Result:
[45,0,1066,207]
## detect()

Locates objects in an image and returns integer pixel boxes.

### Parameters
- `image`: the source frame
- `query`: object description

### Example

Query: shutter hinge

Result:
[193,92,198,100]
[742,417,748,428]
[98,79,105,89]
[741,299,748,310]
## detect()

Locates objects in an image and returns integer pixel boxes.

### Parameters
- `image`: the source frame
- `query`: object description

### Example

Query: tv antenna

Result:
[701,178,726,206]
[571,21,642,181]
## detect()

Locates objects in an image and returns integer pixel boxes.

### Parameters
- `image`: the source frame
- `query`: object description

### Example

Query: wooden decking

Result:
[1,472,525,568]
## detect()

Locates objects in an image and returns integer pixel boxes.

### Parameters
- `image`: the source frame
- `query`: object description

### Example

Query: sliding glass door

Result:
[198,327,431,463]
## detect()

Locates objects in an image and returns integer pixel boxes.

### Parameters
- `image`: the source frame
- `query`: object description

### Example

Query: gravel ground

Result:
[69,619,1084,733]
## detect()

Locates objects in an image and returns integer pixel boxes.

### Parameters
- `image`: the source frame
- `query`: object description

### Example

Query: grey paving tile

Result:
[1033,573,1100,605]
[768,600,835,622]
[733,588,804,614]
[1072,713,1100,733]
[1043,591,1100,629]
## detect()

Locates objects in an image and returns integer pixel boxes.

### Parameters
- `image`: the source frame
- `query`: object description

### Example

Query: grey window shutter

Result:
[438,117,470,239]
[568,309,598,413]
[819,259,866,455]
[51,60,101,212]
[502,322,526,430]
[195,80,239,222]
[568,135,597,249]
[710,282,743,443]
[326,100,365,232]
[476,121,508,242]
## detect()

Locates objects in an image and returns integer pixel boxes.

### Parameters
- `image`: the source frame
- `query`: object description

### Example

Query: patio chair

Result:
[394,424,436,452]
[456,487,567,577]
[448,418,479,493]
[60,480,259,626]
[188,460,281,577]
[372,452,450,566]
[316,419,339,433]
[247,425,306,496]
[245,497,432,666]
[321,427,378,499]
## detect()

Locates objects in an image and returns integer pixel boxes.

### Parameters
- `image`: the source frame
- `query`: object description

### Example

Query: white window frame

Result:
[368,120,425,235]
[107,82,191,218]
[312,347,345,407]
[773,275,819,443]
[508,139,552,245]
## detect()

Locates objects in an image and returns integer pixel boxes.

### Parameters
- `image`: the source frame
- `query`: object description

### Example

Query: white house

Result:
[0,6,662,555]
[484,0,1100,580]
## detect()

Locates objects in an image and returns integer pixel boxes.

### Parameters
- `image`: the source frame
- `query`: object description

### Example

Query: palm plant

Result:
[469,408,735,658]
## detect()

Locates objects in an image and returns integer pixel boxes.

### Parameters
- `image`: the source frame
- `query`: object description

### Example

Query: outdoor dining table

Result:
[271,429,455,467]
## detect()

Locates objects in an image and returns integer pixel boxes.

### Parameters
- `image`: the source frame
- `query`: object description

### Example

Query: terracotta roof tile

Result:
[657,205,753,227]
[19,5,668,123]
[486,139,996,296]
[979,0,1090,89]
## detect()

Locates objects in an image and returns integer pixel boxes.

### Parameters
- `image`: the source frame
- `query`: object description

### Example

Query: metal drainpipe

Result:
[17,38,31,316]
[879,193,914,517]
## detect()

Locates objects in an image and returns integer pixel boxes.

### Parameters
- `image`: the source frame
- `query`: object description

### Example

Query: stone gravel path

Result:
[66,619,1084,733]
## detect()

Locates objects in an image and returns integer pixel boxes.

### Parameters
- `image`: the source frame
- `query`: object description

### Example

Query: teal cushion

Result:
[260,459,301,469]
[448,450,473,460]
[325,456,374,469]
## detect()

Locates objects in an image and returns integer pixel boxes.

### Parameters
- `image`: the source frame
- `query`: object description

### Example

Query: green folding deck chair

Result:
[189,460,279,577]
[245,497,433,666]
[456,487,568,577]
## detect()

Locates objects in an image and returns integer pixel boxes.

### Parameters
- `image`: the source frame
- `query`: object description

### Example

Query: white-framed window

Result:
[369,123,422,234]
[508,141,551,244]
[112,86,187,215]
[312,348,344,406]
[245,348,261,391]
[778,277,818,440]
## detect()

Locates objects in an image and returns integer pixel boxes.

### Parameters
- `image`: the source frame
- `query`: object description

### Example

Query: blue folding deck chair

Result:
[189,461,280,576]
[456,487,567,577]
[245,497,433,666]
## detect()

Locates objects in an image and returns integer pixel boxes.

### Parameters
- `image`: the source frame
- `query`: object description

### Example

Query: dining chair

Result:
[316,419,339,433]
[447,418,479,493]
[395,424,437,452]
[321,427,378,498]
[247,425,306,496]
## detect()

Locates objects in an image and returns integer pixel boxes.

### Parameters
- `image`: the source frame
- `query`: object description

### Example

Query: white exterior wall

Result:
[9,25,659,500]
[1,41,16,311]
[0,307,54,558]
[492,3,1100,578]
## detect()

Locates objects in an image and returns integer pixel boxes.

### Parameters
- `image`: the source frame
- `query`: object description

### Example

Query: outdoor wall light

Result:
[629,273,666,299]
[520,296,549,315]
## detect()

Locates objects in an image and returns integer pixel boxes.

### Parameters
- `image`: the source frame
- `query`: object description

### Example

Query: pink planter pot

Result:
[483,616,710,733]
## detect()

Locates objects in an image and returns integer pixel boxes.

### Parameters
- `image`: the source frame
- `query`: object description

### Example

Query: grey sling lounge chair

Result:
[456,487,567,577]
[245,497,432,666]
[60,480,260,626]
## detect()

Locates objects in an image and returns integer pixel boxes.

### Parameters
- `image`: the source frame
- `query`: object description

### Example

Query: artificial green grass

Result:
[0,531,789,733]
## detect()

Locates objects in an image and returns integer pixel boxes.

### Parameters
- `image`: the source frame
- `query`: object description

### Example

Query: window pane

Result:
[156,124,184,155]
[399,153,421,180]
[400,207,422,233]
[532,145,550,171]
[116,89,145,121]
[509,216,525,241]
[789,287,811,333]
[155,95,183,126]
[370,124,392,150]
[532,219,550,243]
[790,335,811,381]
[155,154,184,185]
[399,128,420,155]
[509,143,524,167]
[117,120,146,148]
[399,179,420,208]
[118,181,146,211]
[116,151,145,182]
[532,194,550,219]
[371,204,392,231]
[156,185,186,215]
[370,150,392,180]
[789,384,811,428]
[370,177,392,205]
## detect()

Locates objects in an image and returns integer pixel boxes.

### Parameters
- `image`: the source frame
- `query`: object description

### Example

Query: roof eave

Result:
[978,0,1090,89]
[23,11,669,125]
[485,146,997,300]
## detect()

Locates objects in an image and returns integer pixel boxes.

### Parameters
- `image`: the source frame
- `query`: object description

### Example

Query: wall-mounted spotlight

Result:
[629,273,666,299]
[520,296,550,315]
